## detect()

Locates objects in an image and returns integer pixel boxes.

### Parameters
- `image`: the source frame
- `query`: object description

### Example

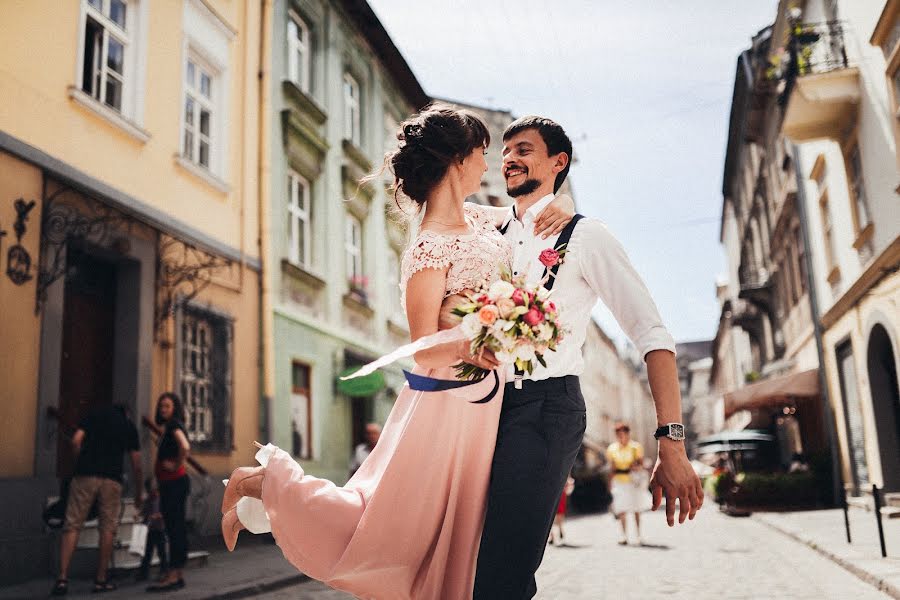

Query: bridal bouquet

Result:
[451,264,567,380]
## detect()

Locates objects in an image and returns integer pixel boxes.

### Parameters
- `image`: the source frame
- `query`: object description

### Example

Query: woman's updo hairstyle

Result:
[386,102,490,207]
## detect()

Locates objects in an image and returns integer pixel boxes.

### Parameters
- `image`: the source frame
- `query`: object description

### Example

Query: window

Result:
[287,12,310,92]
[287,172,311,268]
[343,73,361,146]
[846,146,871,232]
[178,306,232,450]
[794,225,808,295]
[80,0,131,112]
[345,214,364,291]
[820,195,837,273]
[182,56,216,170]
[290,362,312,459]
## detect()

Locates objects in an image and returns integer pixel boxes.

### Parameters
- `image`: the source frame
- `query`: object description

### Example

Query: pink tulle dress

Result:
[251,204,512,599]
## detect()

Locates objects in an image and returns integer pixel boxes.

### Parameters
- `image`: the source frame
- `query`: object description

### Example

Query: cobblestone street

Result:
[257,507,892,600]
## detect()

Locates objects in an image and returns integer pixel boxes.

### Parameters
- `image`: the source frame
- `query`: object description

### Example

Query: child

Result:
[137,478,168,581]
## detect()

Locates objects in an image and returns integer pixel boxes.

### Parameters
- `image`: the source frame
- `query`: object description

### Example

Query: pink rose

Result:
[478,304,499,326]
[477,294,489,304]
[496,297,516,319]
[545,301,557,314]
[523,307,544,326]
[512,288,526,306]
[539,248,560,268]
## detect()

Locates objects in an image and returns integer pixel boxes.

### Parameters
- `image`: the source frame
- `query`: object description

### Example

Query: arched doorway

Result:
[867,324,900,492]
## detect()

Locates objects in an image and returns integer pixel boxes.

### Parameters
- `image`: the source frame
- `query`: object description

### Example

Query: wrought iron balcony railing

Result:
[768,21,853,86]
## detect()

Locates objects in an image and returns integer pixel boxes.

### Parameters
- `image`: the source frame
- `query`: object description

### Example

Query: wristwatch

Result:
[653,423,685,441]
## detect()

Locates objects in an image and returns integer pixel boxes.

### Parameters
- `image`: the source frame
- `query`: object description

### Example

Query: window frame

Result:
[181,52,218,172]
[290,360,313,460]
[842,138,874,252]
[287,171,312,269]
[77,0,135,115]
[345,213,364,290]
[176,304,234,452]
[287,11,311,93]
[343,73,361,146]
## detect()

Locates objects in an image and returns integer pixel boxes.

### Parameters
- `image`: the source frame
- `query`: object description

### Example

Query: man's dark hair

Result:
[502,116,572,193]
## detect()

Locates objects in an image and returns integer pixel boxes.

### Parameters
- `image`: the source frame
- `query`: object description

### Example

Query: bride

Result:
[221,103,575,599]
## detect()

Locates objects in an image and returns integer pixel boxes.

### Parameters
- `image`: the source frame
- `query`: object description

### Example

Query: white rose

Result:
[537,323,553,341]
[514,343,536,362]
[495,349,515,364]
[536,286,551,301]
[488,280,516,300]
[460,313,483,338]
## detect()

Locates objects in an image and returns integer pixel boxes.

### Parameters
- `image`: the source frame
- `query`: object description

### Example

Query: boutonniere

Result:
[538,244,568,268]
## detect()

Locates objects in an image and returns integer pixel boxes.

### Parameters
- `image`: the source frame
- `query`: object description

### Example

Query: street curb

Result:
[753,515,900,599]
[193,573,310,600]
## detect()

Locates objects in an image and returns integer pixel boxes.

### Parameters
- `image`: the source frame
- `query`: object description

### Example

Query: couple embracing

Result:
[221,104,702,599]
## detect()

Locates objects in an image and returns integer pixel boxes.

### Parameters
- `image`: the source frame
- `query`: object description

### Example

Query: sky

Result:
[369,0,779,347]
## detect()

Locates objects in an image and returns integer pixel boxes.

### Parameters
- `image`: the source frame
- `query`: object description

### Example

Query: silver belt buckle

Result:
[514,376,523,390]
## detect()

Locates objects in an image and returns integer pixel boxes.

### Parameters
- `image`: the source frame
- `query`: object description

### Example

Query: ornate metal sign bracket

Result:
[155,234,232,343]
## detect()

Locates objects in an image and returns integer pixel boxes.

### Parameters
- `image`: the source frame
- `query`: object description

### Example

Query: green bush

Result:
[727,471,818,507]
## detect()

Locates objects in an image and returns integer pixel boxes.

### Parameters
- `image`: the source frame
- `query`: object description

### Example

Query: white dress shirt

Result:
[501,193,676,382]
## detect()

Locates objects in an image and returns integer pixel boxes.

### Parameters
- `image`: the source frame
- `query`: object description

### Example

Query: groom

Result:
[473,116,703,599]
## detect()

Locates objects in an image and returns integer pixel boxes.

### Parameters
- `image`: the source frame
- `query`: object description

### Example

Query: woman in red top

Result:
[147,392,191,593]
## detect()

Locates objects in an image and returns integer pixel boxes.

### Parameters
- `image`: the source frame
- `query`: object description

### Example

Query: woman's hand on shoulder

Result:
[533,194,575,239]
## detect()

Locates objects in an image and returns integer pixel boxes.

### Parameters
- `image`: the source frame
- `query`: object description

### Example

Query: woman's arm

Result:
[405,267,498,371]
[482,194,576,237]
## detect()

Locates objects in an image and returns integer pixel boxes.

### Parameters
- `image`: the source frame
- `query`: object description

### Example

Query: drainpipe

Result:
[257,0,274,443]
[790,142,844,507]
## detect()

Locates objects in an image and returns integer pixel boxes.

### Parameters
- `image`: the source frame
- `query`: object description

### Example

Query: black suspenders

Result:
[542,214,583,292]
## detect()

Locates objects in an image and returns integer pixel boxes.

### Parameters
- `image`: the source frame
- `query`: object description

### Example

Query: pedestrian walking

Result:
[607,422,652,546]
[549,475,575,545]
[50,404,142,596]
[349,422,382,477]
[136,477,168,582]
[146,392,191,593]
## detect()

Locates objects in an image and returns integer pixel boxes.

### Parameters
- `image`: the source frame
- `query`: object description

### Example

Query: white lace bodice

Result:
[400,203,512,308]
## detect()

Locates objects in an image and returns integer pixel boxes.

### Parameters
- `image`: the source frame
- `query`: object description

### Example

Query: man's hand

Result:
[650,440,704,526]
[533,194,575,239]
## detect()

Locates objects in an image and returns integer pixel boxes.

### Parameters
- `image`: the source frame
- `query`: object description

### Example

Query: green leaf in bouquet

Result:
[536,353,547,368]
[512,306,528,317]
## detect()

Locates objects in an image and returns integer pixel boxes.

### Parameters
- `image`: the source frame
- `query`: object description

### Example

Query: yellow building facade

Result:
[0,0,262,582]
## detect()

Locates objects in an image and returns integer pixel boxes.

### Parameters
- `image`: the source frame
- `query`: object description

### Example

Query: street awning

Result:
[336,367,386,398]
[724,368,819,417]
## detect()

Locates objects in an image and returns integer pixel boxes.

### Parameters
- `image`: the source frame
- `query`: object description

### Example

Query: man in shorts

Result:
[52,404,142,595]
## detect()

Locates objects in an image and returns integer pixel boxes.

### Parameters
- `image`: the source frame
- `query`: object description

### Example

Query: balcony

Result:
[776,21,860,140]
[738,264,774,313]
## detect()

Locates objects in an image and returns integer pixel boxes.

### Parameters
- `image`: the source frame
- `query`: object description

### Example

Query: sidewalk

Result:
[0,536,305,600]
[754,508,900,599]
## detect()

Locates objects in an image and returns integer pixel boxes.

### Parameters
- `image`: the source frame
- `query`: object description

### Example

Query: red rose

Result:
[539,248,560,268]
[523,307,544,326]
[512,288,526,306]
[477,294,489,304]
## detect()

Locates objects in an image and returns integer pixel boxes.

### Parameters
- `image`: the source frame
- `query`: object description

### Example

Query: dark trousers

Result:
[159,476,190,569]
[139,529,168,575]
[473,376,586,600]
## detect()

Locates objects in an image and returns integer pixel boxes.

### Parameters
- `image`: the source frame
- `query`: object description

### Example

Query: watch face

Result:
[670,424,685,439]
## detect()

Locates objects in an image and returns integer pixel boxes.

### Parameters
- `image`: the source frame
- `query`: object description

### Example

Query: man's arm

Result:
[578,220,701,525]
[129,450,143,511]
[646,350,704,526]
[71,429,85,455]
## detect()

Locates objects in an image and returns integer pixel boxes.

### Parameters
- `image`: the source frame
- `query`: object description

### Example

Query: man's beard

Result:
[507,178,541,198]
